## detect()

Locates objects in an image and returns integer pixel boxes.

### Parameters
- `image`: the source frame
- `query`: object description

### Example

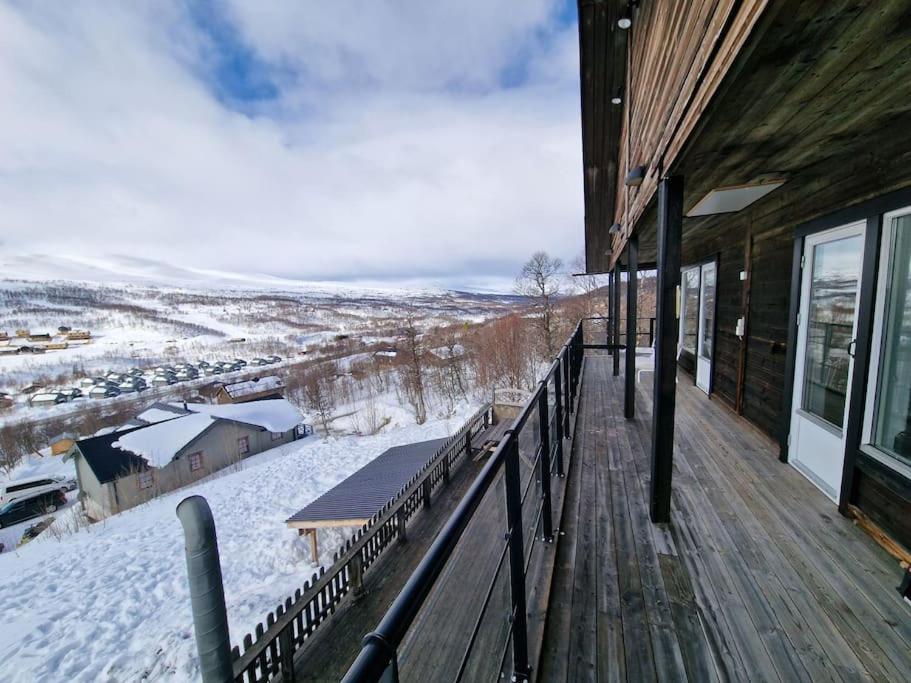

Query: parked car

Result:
[63,387,83,399]
[0,474,71,505]
[0,490,66,528]
[233,358,248,367]
[268,355,282,364]
[250,358,268,366]
[90,385,120,399]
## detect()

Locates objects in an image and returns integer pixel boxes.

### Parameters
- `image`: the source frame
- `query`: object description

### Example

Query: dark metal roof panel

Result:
[74,428,148,484]
[286,437,449,524]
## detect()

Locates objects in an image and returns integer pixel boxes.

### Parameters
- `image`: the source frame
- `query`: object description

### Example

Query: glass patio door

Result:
[696,261,716,393]
[789,222,866,501]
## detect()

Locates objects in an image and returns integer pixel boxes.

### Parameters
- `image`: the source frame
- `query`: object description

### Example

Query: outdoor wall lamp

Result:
[625,165,647,187]
[618,1,639,30]
[611,88,623,105]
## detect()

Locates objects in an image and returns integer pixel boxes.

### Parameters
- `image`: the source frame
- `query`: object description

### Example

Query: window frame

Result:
[861,205,911,480]
[679,264,702,356]
[271,431,283,442]
[138,469,153,489]
[238,436,250,455]
[188,451,204,472]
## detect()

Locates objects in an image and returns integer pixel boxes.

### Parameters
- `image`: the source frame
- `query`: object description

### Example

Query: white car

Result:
[0,474,75,506]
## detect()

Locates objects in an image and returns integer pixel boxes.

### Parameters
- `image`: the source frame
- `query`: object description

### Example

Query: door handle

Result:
[847,339,856,358]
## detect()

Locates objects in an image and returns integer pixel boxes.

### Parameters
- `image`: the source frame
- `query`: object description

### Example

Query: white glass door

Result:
[790,222,866,501]
[696,261,716,393]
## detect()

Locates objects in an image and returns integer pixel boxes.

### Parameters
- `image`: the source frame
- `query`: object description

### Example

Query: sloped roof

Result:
[112,413,215,468]
[74,428,149,484]
[286,437,448,525]
[222,375,283,398]
[173,398,302,433]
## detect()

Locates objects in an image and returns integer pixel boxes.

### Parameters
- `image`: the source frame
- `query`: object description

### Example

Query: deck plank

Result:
[539,356,911,683]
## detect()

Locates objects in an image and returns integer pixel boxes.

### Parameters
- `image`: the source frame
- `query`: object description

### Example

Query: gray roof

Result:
[286,437,448,525]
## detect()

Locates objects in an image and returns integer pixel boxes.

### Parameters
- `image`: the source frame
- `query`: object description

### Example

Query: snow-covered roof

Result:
[135,406,188,425]
[429,344,465,359]
[113,413,214,468]
[222,375,283,398]
[173,398,302,433]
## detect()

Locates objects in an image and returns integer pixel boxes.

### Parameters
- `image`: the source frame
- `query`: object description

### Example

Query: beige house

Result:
[70,398,304,520]
[214,375,284,404]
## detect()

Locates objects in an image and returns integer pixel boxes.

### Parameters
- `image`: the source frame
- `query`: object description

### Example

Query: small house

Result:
[49,433,76,456]
[65,330,91,341]
[70,398,303,519]
[29,392,67,407]
[20,383,45,395]
[27,333,52,342]
[214,376,284,404]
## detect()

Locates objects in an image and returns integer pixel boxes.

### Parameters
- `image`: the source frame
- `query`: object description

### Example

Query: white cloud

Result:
[0,1,583,290]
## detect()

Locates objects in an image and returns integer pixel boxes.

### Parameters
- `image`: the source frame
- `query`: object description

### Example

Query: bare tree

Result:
[397,311,428,424]
[303,363,338,436]
[515,251,564,358]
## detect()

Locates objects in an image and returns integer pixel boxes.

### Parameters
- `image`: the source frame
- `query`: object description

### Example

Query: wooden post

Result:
[350,552,365,600]
[650,175,683,524]
[305,529,318,565]
[625,234,639,419]
[421,478,431,508]
[613,261,621,376]
[735,228,753,414]
[538,386,553,541]
[396,508,407,543]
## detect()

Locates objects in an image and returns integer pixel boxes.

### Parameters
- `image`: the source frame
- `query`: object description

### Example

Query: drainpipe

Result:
[176,495,233,683]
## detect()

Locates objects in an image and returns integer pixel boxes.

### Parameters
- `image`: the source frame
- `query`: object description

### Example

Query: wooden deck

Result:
[540,355,911,682]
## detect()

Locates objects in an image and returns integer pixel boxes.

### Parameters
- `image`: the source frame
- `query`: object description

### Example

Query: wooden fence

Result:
[231,404,494,682]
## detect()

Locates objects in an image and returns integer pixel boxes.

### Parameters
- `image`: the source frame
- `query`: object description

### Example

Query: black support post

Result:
[625,234,639,419]
[538,386,553,541]
[504,435,531,681]
[612,261,621,376]
[607,269,615,354]
[554,362,565,477]
[650,175,683,524]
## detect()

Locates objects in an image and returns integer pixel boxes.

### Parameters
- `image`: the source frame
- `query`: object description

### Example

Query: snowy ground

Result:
[0,402,476,682]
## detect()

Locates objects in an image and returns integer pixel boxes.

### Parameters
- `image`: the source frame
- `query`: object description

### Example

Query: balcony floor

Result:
[540,355,911,681]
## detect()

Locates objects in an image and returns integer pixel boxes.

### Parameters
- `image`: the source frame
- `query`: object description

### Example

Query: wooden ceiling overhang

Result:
[580,1,911,268]
[578,0,628,273]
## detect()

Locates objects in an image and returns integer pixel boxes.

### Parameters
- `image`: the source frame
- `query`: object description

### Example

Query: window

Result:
[238,436,249,455]
[680,266,700,354]
[699,263,716,360]
[870,212,911,467]
[138,470,153,489]
[801,234,862,428]
[188,451,204,472]
[271,431,282,441]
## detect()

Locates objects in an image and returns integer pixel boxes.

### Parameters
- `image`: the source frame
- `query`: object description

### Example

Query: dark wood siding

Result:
[742,229,792,437]
[854,454,911,553]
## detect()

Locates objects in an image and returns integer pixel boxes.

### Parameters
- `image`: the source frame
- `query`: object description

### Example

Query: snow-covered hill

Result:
[0,403,474,682]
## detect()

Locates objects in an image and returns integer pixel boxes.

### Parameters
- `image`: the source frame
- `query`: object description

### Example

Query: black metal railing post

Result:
[503,434,531,681]
[538,385,553,542]
[553,362,565,477]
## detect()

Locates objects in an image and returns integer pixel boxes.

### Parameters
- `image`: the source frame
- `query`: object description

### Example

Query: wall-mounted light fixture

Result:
[609,222,621,235]
[625,165,646,187]
[618,7,632,29]
[618,1,639,30]
[611,88,623,105]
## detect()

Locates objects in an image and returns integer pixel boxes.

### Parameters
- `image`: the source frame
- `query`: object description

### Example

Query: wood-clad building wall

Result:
[579,0,911,558]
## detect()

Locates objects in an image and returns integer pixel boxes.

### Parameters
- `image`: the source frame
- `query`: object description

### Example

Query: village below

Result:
[0,262,654,681]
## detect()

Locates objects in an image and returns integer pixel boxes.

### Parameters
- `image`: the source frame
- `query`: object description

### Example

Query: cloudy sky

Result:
[0,1,583,291]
